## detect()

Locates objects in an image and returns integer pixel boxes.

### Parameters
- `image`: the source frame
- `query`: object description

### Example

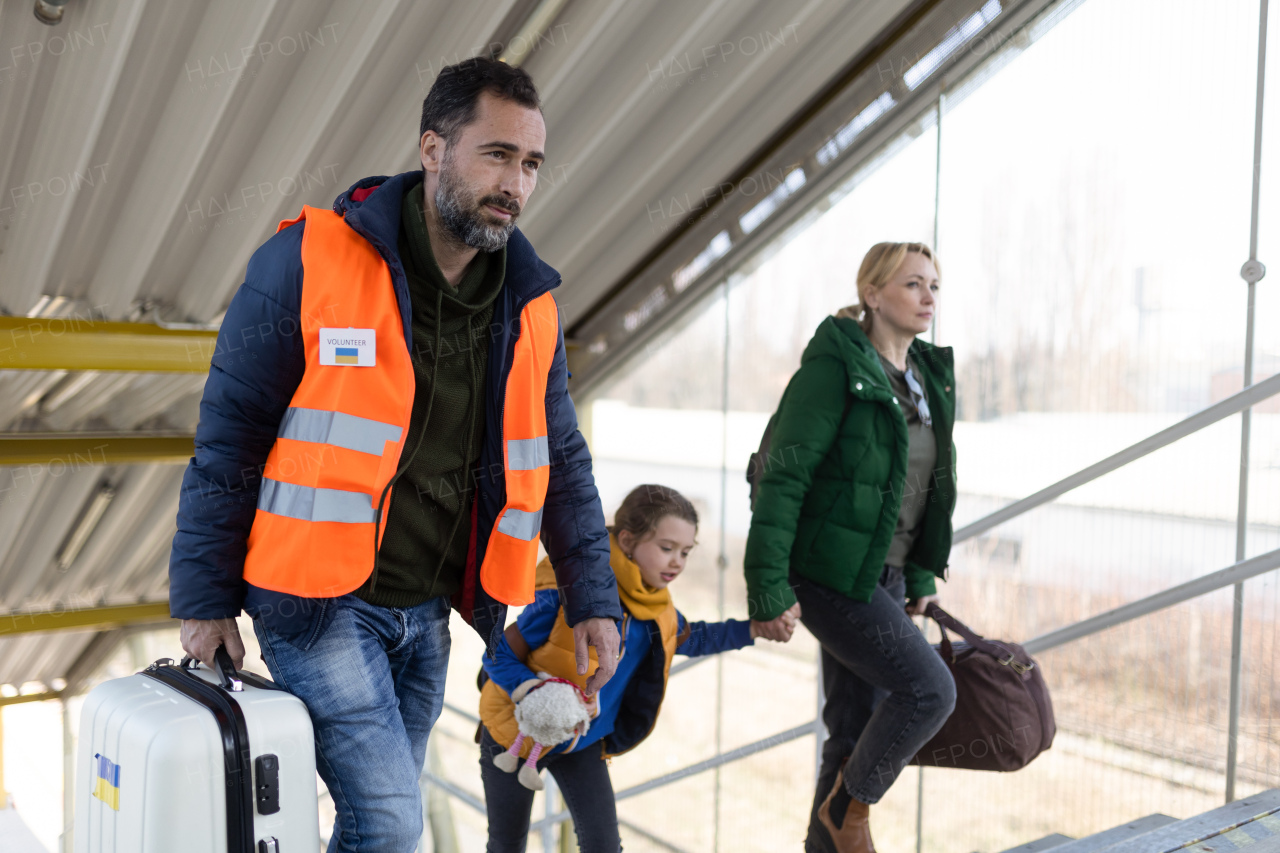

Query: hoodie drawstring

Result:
[426,312,480,595]
[370,288,446,595]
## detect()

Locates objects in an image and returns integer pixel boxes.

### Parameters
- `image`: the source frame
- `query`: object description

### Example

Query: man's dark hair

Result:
[419,57,541,142]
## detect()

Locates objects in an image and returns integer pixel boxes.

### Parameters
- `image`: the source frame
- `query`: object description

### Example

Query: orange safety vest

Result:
[242,205,558,604]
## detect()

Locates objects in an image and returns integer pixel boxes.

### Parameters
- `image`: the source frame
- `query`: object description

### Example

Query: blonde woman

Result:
[744,242,958,853]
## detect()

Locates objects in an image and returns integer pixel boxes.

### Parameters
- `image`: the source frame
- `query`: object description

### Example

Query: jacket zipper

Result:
[344,193,559,592]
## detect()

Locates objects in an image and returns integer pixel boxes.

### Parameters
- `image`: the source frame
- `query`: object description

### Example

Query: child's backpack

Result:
[746,388,852,511]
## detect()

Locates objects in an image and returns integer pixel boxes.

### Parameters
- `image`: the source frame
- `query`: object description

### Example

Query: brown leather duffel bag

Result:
[909,604,1055,771]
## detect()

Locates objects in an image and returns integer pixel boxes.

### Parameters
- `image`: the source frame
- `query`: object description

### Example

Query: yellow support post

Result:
[0,434,194,466]
[0,317,216,373]
[0,705,6,807]
[0,602,172,637]
[0,692,60,708]
[62,698,74,851]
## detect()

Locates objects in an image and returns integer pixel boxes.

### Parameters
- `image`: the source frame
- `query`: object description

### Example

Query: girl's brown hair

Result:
[610,484,699,541]
[846,241,941,331]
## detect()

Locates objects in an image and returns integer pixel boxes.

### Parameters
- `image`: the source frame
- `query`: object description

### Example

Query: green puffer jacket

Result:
[744,315,957,620]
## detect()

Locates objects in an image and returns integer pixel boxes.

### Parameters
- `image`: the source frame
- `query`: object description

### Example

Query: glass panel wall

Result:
[588,295,732,850]
[933,2,1262,845]
[588,125,941,849]
[433,0,1276,850]
[1240,0,1280,801]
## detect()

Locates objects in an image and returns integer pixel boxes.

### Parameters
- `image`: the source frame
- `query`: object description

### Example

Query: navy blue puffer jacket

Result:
[168,170,621,653]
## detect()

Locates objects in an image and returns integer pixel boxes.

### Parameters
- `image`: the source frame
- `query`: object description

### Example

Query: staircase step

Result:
[1046,814,1178,853]
[998,814,1180,853]
[1176,808,1280,853]
[1103,790,1280,853]
[999,833,1075,853]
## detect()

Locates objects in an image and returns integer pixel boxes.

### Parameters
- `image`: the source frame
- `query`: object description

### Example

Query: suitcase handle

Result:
[178,645,244,692]
[213,645,244,692]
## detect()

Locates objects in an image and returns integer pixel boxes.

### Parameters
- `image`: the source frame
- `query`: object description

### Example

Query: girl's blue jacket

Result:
[484,588,754,754]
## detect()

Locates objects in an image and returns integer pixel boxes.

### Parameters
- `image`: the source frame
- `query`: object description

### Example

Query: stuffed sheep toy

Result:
[494,672,595,790]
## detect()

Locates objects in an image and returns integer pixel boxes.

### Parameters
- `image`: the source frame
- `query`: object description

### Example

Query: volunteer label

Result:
[319,328,376,367]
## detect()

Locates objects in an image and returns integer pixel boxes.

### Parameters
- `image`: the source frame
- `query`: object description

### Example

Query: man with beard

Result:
[169,57,622,851]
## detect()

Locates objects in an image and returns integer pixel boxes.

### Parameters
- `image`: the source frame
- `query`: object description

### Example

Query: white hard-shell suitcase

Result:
[74,648,320,853]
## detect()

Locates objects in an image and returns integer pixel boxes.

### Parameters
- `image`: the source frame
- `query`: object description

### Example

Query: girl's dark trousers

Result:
[479,725,622,852]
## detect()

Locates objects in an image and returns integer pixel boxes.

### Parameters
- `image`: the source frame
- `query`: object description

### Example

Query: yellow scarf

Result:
[609,533,670,620]
[533,534,670,621]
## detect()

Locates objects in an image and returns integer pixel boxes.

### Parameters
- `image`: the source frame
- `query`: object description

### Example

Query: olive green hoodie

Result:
[743,313,957,620]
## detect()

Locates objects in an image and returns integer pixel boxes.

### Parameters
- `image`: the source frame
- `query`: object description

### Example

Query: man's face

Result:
[422,91,546,251]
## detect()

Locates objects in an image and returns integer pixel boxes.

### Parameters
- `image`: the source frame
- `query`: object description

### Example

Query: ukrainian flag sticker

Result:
[92,753,120,810]
[319,327,376,367]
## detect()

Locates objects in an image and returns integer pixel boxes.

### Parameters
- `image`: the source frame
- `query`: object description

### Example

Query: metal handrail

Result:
[953,371,1280,545]
[1024,546,1280,655]
[428,522,1280,847]
[442,700,479,726]
[425,358,1280,842]
[669,654,707,677]
[612,720,820,801]
[430,545,1280,840]
[670,376,1280,681]
[426,543,1280,846]
[426,712,821,816]
[422,771,486,814]
[517,720,821,832]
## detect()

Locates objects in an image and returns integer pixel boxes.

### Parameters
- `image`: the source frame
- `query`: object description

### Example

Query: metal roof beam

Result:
[497,0,572,67]
[0,434,194,466]
[0,601,170,637]
[62,627,134,696]
[0,691,60,708]
[0,317,215,373]
[565,0,1059,396]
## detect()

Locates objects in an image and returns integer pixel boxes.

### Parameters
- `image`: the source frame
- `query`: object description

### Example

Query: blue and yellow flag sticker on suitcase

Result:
[92,753,120,810]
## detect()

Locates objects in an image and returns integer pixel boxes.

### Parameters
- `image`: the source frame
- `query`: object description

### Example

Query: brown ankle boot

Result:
[817,770,875,853]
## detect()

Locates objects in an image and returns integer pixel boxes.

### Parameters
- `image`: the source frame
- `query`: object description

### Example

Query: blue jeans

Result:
[478,726,621,852]
[793,567,955,851]
[254,594,451,853]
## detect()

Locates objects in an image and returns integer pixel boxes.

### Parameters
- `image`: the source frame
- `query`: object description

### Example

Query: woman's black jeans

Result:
[793,566,956,848]
[479,725,622,852]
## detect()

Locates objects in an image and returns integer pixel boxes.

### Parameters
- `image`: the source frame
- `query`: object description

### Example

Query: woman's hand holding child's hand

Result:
[750,602,802,642]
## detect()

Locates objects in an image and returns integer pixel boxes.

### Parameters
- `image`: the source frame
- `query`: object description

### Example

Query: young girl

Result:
[478,484,799,852]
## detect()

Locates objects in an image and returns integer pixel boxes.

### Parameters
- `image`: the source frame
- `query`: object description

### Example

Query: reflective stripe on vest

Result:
[506,436,550,470]
[242,205,416,599]
[479,292,560,606]
[496,506,543,541]
[278,407,402,456]
[258,478,376,524]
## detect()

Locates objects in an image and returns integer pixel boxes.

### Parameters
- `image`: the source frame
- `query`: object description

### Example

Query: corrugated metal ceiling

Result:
[0,0,915,689]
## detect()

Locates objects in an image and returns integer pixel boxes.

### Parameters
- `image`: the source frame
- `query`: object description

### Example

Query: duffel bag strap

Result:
[929,613,957,662]
[924,603,1034,672]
